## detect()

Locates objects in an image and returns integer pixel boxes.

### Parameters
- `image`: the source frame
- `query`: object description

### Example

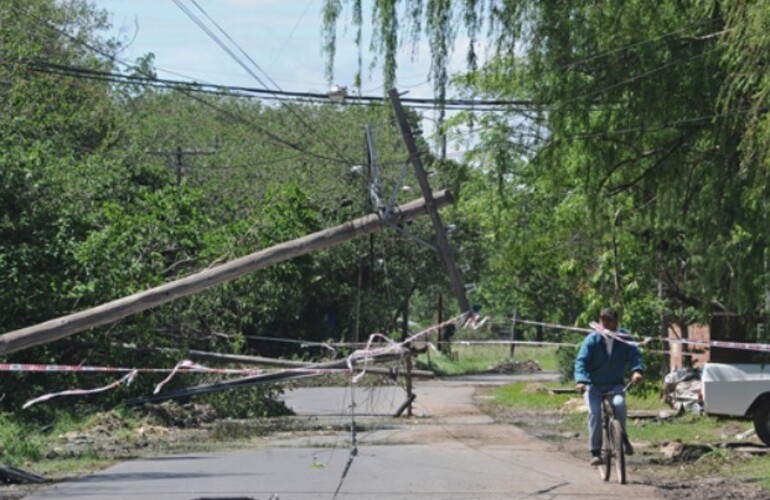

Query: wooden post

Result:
[354,259,363,346]
[510,309,518,357]
[402,298,413,417]
[405,351,413,417]
[436,292,443,356]
[0,191,453,356]
[389,88,470,314]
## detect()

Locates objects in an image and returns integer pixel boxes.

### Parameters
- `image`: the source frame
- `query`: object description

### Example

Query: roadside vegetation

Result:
[418,344,559,375]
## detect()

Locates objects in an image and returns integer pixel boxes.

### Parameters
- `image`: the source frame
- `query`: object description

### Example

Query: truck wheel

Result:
[752,400,770,446]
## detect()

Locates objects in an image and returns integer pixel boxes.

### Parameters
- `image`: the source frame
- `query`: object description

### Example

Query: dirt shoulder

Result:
[475,386,768,500]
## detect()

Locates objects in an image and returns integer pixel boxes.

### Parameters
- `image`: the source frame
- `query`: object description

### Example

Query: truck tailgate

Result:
[702,363,770,416]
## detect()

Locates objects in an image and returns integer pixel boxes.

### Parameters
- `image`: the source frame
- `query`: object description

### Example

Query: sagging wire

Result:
[332,383,358,499]
[329,314,473,497]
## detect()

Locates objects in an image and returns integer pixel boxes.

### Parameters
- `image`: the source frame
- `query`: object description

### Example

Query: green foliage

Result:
[0,0,452,418]
[199,385,292,419]
[0,412,44,465]
[556,345,578,384]
[325,0,770,340]
[417,344,559,375]
[416,350,480,376]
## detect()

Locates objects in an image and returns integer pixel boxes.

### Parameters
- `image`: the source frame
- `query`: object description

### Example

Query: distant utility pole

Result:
[147,145,216,185]
[389,88,470,314]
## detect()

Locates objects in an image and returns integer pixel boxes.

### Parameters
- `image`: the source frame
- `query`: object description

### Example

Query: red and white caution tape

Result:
[14,360,262,409]
[509,318,593,334]
[23,370,139,409]
[0,361,259,375]
[664,337,770,353]
[456,340,578,347]
[514,315,770,354]
[345,313,471,383]
[151,360,262,394]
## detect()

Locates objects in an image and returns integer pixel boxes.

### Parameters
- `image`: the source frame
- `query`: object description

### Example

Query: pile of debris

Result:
[662,368,703,415]
[488,359,542,374]
[46,403,217,461]
[143,402,218,428]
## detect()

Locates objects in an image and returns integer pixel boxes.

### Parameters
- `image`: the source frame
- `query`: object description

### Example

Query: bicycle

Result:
[596,382,633,484]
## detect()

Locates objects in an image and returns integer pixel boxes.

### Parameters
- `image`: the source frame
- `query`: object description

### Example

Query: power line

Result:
[170,0,272,91]
[453,104,767,151]
[554,18,719,73]
[7,3,354,165]
[23,41,722,116]
[558,45,722,108]
[173,0,358,167]
[15,56,408,174]
[10,2,737,158]
[19,59,535,110]
[188,0,282,92]
[271,0,315,66]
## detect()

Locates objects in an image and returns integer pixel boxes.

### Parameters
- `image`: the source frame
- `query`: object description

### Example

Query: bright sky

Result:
[93,0,443,97]
[91,0,478,157]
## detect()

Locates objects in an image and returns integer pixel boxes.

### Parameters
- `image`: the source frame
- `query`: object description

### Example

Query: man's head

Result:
[599,307,618,331]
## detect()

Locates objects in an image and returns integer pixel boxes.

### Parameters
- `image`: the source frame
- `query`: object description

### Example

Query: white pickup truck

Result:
[701,362,770,446]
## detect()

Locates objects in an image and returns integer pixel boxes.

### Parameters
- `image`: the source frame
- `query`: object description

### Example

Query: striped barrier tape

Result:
[0,361,259,375]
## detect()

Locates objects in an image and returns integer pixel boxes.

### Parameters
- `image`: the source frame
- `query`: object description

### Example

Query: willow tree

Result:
[719,0,770,330]
[323,1,770,332]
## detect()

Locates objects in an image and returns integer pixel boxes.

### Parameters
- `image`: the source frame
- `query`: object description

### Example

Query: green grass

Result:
[0,407,143,474]
[490,381,751,447]
[732,455,770,489]
[493,381,575,410]
[631,413,734,445]
[0,412,44,466]
[306,375,770,495]
[417,344,559,375]
[33,457,116,479]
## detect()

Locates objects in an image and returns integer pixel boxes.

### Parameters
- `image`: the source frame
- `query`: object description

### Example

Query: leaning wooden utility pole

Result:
[389,88,470,314]
[0,190,454,356]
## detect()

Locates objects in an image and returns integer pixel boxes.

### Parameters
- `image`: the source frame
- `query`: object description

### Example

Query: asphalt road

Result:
[24,374,660,500]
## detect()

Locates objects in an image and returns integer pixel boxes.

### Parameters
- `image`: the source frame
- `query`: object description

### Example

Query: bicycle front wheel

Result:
[598,424,611,481]
[610,419,626,484]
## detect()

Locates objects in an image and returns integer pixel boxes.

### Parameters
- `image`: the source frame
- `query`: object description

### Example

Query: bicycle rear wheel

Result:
[610,419,626,484]
[598,423,611,481]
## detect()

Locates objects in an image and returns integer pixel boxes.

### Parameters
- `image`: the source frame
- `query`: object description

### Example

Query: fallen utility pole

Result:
[125,352,422,406]
[0,190,453,356]
[187,350,434,379]
[389,89,470,313]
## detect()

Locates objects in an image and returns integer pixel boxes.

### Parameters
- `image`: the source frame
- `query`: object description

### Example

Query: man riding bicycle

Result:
[575,307,644,466]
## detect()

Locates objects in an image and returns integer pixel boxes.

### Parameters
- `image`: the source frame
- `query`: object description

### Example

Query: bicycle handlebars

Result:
[575,380,636,395]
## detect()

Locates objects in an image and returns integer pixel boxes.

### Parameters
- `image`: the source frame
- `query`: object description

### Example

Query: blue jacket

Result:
[574,329,644,386]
